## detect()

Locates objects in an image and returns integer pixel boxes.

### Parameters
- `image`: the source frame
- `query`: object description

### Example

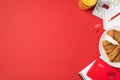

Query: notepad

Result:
[79,61,95,80]
[92,0,120,19]
[103,6,120,30]
[87,58,120,80]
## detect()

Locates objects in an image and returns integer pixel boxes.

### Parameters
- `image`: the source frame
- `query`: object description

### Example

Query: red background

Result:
[0,0,104,80]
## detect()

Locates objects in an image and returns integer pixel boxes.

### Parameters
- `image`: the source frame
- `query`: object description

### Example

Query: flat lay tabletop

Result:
[0,0,104,80]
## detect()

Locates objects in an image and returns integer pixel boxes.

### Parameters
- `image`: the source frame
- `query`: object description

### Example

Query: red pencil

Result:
[108,12,120,22]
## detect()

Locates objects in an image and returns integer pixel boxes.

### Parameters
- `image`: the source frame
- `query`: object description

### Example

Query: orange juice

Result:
[78,0,97,10]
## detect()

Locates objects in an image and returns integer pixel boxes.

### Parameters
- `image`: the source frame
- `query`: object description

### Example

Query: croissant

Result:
[102,30,120,62]
[102,40,117,54]
[107,30,120,44]
[108,46,120,62]
[102,40,120,62]
[112,52,120,62]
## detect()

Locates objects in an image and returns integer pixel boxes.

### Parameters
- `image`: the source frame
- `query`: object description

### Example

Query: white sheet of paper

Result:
[103,6,120,30]
[92,0,120,19]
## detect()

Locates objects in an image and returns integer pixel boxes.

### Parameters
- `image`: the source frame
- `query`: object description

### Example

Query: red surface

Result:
[0,0,104,80]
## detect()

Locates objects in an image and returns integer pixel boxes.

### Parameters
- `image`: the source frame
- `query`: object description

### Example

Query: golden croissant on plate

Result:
[102,40,120,62]
[102,40,117,54]
[102,29,120,62]
[107,30,120,44]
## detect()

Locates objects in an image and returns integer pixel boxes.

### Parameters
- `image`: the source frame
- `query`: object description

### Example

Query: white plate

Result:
[99,25,120,68]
